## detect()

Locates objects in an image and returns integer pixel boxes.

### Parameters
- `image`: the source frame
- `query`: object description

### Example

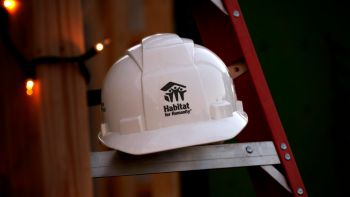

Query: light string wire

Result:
[0,6,110,84]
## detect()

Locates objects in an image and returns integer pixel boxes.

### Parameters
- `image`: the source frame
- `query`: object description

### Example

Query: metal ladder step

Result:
[91,141,280,178]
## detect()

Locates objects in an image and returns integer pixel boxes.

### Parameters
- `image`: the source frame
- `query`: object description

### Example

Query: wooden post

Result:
[32,0,93,196]
[152,173,180,197]
[0,2,43,196]
[0,0,92,196]
[82,1,138,197]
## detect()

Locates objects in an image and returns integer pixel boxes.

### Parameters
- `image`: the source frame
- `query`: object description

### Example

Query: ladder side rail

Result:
[188,0,307,196]
[189,1,290,196]
[222,0,307,196]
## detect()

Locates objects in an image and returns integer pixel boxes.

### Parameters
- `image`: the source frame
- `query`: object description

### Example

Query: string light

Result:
[94,38,111,52]
[95,43,104,51]
[26,89,33,96]
[26,79,34,90]
[26,79,34,96]
[3,0,16,11]
[0,6,111,97]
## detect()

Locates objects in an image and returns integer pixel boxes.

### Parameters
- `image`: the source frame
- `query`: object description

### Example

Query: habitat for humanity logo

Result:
[160,82,191,117]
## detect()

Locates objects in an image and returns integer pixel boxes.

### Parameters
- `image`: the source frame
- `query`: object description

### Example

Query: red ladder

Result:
[189,0,307,196]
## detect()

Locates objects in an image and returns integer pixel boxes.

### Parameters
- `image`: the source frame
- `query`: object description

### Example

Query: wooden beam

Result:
[152,173,180,197]
[32,0,93,196]
[0,0,93,196]
[0,2,43,196]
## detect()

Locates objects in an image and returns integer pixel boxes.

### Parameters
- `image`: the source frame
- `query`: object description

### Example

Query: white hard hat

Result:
[99,33,248,155]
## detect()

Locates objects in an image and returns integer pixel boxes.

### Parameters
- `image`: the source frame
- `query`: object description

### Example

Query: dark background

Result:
[1,0,349,196]
[177,0,350,196]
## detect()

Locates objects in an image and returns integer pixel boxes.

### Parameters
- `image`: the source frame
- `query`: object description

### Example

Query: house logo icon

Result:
[160,82,187,102]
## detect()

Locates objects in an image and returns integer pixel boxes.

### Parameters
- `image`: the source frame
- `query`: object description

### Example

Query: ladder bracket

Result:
[211,0,229,15]
[260,165,292,193]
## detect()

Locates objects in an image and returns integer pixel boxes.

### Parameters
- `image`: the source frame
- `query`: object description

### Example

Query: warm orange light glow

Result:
[4,0,16,10]
[26,80,34,90]
[95,43,104,51]
[26,79,34,96]
[26,89,33,96]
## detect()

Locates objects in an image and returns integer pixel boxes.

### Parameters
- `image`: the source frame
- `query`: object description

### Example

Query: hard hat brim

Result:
[98,111,248,155]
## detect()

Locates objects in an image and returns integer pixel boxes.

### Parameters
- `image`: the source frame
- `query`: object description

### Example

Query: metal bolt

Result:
[285,153,291,161]
[281,143,287,150]
[246,146,253,153]
[233,10,240,17]
[297,188,303,195]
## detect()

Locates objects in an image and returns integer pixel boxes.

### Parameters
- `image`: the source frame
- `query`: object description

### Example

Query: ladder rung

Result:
[91,141,280,178]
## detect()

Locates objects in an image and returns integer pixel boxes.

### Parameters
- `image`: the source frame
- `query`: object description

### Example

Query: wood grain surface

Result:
[0,0,93,196]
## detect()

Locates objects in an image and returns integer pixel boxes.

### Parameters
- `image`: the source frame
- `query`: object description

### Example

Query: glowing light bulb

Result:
[26,80,34,90]
[26,89,33,96]
[4,0,16,10]
[26,79,34,96]
[95,43,104,51]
